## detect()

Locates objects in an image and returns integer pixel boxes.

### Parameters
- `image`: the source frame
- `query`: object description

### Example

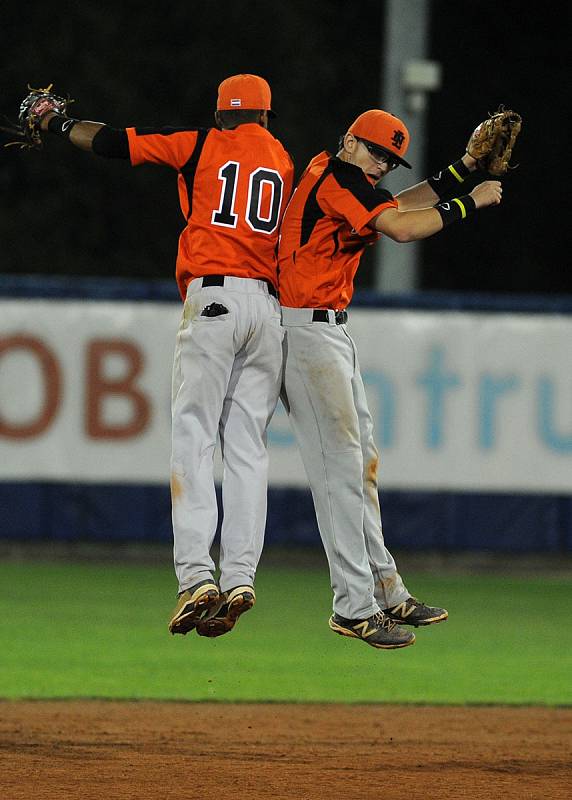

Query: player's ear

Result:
[344,133,357,154]
[259,110,269,129]
[214,111,223,130]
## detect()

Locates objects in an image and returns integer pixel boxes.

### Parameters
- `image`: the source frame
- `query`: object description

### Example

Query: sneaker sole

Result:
[168,586,220,635]
[196,588,255,638]
[385,610,449,628]
[328,617,415,649]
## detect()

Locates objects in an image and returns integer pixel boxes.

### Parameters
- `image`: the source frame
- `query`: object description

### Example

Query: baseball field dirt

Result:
[1,701,570,800]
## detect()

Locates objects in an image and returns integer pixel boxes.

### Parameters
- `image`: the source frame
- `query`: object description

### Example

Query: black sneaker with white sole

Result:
[383,596,448,627]
[196,585,256,638]
[328,611,415,649]
[168,579,221,635]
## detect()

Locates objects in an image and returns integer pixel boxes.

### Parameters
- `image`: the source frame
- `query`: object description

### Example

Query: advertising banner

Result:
[1,299,571,493]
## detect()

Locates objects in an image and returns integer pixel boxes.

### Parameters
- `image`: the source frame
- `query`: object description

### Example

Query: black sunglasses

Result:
[357,139,399,170]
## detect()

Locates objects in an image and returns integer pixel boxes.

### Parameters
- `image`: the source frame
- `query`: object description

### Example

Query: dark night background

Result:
[1,0,570,294]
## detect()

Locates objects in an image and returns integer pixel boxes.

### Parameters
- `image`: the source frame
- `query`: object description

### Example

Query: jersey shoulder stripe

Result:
[329,159,393,211]
[179,128,211,219]
[373,187,395,204]
[300,164,332,247]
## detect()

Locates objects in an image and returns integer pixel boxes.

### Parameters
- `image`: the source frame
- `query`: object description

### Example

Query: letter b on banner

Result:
[86,340,150,439]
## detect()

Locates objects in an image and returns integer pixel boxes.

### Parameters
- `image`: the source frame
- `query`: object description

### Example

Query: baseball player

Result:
[32,75,294,638]
[278,109,504,649]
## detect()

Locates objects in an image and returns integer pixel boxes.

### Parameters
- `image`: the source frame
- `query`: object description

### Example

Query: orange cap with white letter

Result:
[348,109,411,168]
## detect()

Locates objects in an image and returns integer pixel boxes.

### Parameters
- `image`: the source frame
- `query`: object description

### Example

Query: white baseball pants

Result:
[281,308,409,620]
[171,277,284,594]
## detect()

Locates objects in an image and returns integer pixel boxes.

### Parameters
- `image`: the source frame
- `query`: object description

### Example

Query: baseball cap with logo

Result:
[217,74,276,117]
[348,109,411,168]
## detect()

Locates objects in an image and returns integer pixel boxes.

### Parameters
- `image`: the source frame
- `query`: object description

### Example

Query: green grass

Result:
[1,560,570,704]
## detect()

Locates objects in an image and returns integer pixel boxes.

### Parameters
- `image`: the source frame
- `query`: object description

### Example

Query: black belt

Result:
[312,309,348,325]
[200,274,277,298]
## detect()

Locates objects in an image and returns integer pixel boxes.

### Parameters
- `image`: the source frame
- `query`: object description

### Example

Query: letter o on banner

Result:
[0,335,61,438]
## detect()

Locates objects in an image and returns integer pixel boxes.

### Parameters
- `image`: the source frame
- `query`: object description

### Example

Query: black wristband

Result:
[47,114,79,139]
[435,194,477,227]
[427,159,471,199]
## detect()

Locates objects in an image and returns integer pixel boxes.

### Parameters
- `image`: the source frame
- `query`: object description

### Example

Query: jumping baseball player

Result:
[19,75,294,638]
[278,108,519,649]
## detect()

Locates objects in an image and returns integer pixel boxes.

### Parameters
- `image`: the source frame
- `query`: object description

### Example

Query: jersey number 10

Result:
[211,161,284,234]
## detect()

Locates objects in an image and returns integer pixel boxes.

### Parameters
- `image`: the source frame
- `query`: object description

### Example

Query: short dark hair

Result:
[216,109,264,129]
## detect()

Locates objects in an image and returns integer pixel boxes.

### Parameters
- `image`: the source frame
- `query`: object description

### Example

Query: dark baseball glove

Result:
[466,106,522,176]
[1,84,71,149]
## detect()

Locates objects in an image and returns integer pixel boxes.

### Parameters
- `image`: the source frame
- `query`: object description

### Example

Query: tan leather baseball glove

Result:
[467,106,522,176]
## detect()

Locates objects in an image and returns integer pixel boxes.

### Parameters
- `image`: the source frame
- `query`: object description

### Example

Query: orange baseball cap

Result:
[348,109,411,168]
[217,74,275,117]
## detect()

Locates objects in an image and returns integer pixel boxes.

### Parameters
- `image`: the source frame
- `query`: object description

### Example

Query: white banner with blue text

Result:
[1,300,570,493]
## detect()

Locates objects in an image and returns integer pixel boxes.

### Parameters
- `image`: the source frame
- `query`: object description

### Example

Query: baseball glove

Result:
[2,84,71,149]
[466,106,522,176]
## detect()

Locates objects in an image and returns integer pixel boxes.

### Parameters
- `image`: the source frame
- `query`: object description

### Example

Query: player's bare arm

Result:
[40,112,105,151]
[396,153,479,211]
[373,178,502,243]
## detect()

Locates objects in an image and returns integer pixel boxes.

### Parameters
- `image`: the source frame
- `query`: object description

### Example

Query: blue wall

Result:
[2,482,572,552]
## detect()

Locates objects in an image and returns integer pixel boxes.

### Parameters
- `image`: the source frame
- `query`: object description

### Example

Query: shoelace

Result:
[371,611,397,632]
[406,597,432,612]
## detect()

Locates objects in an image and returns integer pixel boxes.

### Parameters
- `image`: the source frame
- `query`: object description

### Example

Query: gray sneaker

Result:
[168,579,220,635]
[328,611,415,649]
[196,585,256,638]
[383,597,448,627]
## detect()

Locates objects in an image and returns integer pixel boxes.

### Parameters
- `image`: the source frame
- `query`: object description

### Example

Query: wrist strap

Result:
[427,159,471,199]
[436,194,477,227]
[47,114,79,139]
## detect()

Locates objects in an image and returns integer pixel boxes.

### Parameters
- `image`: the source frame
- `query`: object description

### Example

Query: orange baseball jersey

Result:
[277,151,397,309]
[126,124,294,300]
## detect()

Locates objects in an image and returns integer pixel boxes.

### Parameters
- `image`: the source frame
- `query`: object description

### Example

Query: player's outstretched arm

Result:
[395,152,479,211]
[40,112,105,151]
[373,178,501,243]
[4,85,129,158]
[39,111,130,159]
[4,85,102,153]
